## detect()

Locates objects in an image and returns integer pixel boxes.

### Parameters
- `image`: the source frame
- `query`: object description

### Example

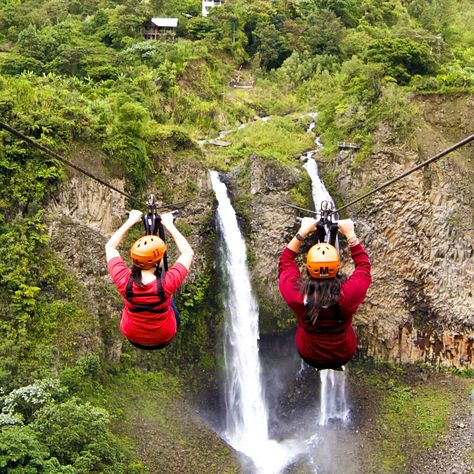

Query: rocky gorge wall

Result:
[235,95,473,370]
[46,145,216,364]
[343,95,473,369]
[46,95,473,373]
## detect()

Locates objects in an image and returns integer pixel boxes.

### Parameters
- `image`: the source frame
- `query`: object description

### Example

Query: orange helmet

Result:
[306,243,340,279]
[130,235,166,269]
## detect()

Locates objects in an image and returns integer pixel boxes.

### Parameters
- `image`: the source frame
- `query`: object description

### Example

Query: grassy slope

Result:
[101,370,240,474]
[350,362,473,473]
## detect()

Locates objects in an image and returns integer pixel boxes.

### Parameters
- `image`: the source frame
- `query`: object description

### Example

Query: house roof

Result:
[151,18,178,28]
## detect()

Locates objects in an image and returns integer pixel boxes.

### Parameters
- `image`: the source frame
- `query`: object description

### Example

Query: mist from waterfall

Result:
[210,170,304,474]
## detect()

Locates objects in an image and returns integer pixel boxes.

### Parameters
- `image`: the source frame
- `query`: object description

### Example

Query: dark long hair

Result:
[131,262,162,288]
[300,273,347,325]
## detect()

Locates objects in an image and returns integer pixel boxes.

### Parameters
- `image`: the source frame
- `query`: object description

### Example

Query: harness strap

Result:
[304,304,345,333]
[329,222,339,246]
[125,273,167,313]
[315,221,326,244]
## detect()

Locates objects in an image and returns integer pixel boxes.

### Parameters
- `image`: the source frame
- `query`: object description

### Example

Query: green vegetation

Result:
[0,0,473,469]
[204,115,314,168]
[0,362,144,473]
[353,362,458,473]
[101,370,239,473]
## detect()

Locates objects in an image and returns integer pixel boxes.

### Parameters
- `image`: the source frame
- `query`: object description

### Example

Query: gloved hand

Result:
[298,217,318,238]
[127,209,143,225]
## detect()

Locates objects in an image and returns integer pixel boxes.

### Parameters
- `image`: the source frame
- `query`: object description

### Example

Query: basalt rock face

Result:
[227,97,473,369]
[326,95,474,369]
[46,147,215,362]
[46,97,472,373]
[227,154,310,332]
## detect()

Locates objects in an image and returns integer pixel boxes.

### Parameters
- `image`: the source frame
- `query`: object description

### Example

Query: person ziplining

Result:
[278,211,371,371]
[105,200,194,350]
[0,121,472,354]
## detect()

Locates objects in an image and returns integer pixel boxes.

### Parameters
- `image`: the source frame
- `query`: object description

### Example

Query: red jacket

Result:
[278,243,371,366]
[107,257,188,346]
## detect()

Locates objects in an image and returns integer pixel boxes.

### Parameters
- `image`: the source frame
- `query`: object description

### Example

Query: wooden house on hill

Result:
[143,18,178,40]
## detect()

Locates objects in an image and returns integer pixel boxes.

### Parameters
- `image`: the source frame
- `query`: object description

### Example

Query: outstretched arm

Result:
[337,219,372,312]
[160,212,194,270]
[286,217,318,252]
[105,210,143,262]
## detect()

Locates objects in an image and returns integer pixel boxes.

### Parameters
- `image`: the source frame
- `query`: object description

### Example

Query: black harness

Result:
[302,200,344,332]
[311,200,339,247]
[303,304,346,333]
[125,272,168,314]
[124,193,170,314]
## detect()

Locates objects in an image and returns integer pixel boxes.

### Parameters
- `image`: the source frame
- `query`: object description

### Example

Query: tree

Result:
[105,95,152,191]
[252,23,291,70]
[16,25,41,57]
[366,37,436,84]
[303,9,346,57]
[31,399,124,473]
[185,17,215,40]
[0,425,73,473]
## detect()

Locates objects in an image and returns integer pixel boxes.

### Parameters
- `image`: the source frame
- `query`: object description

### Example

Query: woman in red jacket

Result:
[105,210,194,350]
[278,217,371,370]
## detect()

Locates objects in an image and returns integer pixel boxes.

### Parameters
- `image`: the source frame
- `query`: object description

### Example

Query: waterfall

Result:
[318,371,350,425]
[303,156,334,214]
[302,117,350,427]
[210,170,303,474]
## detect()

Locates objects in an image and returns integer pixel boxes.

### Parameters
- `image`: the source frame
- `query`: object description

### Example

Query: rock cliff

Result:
[347,94,474,368]
[237,95,473,369]
[47,95,473,372]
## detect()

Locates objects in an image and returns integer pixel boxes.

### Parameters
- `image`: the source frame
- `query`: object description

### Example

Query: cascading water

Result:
[318,370,349,426]
[303,155,334,212]
[210,170,303,474]
[302,115,350,427]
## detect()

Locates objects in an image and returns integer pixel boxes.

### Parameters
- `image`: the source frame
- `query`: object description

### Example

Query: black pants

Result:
[128,300,181,351]
[300,354,351,371]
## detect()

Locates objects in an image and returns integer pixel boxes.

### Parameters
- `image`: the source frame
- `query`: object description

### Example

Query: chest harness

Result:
[125,195,170,315]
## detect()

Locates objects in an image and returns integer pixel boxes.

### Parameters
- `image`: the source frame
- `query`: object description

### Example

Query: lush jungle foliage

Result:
[0,0,473,470]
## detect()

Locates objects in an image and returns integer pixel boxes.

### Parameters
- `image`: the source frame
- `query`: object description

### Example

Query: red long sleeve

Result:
[278,242,372,365]
[339,243,372,313]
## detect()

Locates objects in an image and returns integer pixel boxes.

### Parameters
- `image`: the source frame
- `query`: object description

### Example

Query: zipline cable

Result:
[0,120,144,207]
[266,196,318,215]
[0,120,212,212]
[331,133,474,216]
[267,134,474,217]
[3,121,472,217]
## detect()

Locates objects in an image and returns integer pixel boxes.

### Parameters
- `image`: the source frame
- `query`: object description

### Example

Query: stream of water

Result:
[208,113,351,473]
[210,170,304,474]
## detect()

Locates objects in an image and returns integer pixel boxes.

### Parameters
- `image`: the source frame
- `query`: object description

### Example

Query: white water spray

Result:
[303,157,334,214]
[210,170,303,474]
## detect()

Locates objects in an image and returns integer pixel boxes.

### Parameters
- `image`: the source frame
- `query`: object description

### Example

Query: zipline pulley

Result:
[313,200,339,247]
[141,194,171,272]
[143,194,161,236]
